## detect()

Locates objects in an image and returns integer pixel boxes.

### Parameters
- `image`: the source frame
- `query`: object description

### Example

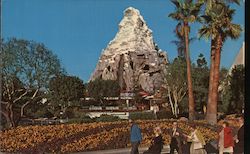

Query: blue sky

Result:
[3,0,245,82]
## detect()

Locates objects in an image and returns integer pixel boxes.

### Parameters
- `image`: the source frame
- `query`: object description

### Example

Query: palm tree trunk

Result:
[184,23,195,121]
[206,39,216,122]
[208,35,222,125]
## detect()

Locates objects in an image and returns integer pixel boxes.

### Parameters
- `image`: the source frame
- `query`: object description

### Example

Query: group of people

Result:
[129,115,244,154]
[218,115,244,154]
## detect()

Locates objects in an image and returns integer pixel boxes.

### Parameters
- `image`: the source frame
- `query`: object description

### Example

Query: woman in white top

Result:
[186,124,207,154]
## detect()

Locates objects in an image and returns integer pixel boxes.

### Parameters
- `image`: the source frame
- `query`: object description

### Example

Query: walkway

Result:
[75,142,218,154]
[75,146,171,154]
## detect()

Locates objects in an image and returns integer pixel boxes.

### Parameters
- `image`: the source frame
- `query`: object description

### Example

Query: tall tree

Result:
[192,54,209,114]
[199,1,242,124]
[1,38,64,128]
[169,0,203,121]
[220,65,244,114]
[164,57,187,117]
[49,75,85,113]
[87,78,120,105]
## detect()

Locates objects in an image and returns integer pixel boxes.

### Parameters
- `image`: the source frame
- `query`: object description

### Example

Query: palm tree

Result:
[171,23,196,58]
[199,1,242,124]
[169,0,203,121]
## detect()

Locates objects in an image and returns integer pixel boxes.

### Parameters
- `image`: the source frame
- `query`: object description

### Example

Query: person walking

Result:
[186,124,207,154]
[143,126,164,154]
[234,115,244,154]
[218,121,234,154]
[130,119,142,154]
[169,121,184,154]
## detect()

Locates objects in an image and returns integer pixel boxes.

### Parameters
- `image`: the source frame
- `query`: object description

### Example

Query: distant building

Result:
[219,42,245,92]
[229,42,245,74]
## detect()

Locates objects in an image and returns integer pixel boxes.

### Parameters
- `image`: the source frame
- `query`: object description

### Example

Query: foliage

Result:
[32,108,54,119]
[87,78,120,104]
[0,120,221,153]
[1,38,64,128]
[169,0,203,121]
[156,110,174,119]
[164,57,187,117]
[129,112,156,120]
[48,75,85,113]
[95,114,121,122]
[198,2,242,41]
[220,65,244,114]
[198,0,242,124]
[192,54,209,113]
[81,115,95,123]
[168,0,203,24]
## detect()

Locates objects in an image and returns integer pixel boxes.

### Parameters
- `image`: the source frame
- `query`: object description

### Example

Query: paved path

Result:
[75,142,218,154]
[75,145,171,154]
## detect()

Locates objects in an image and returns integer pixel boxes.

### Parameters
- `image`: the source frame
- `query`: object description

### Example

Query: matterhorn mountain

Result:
[90,7,168,93]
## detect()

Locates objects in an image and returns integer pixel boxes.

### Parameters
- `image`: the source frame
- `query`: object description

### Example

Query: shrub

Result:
[65,118,82,124]
[63,109,75,119]
[156,110,174,119]
[81,115,95,123]
[63,107,86,119]
[95,114,120,122]
[129,111,156,120]
[33,108,54,119]
[195,112,205,120]
[178,112,189,119]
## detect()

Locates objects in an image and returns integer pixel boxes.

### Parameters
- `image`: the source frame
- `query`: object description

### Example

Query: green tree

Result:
[87,78,120,105]
[1,38,64,128]
[192,54,209,114]
[48,75,85,113]
[164,57,187,117]
[220,65,244,114]
[169,0,203,120]
[198,1,242,124]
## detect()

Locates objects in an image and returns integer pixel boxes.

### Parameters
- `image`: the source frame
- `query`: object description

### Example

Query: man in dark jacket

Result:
[169,121,184,154]
[234,115,244,154]
[130,119,142,154]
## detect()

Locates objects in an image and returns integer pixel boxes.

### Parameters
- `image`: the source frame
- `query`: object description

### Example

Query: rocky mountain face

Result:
[90,7,168,94]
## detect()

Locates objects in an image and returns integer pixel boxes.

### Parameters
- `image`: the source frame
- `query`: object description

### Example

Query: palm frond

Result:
[198,26,212,40]
[170,0,181,8]
[175,22,184,37]
[226,23,242,40]
[168,12,184,21]
[225,0,240,5]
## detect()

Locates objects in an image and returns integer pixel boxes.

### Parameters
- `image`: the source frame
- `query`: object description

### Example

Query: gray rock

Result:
[90,7,169,94]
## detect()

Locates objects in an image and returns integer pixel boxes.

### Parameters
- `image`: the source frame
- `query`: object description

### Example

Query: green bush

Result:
[63,107,87,119]
[66,118,82,124]
[95,114,120,122]
[129,111,156,120]
[66,116,94,124]
[81,115,95,123]
[156,110,174,119]
[63,109,75,119]
[33,108,54,119]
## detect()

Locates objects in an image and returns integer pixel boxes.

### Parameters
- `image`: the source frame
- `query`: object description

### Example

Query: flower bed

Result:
[0,120,221,153]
